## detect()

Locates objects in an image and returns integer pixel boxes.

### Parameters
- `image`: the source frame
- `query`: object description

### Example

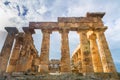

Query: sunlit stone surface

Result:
[0,12,119,79]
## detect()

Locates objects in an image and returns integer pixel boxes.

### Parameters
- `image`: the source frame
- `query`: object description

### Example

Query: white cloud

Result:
[37,6,47,14]
[0,31,7,52]
[105,18,120,42]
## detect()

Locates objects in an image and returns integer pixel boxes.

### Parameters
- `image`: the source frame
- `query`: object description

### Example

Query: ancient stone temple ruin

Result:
[49,59,60,73]
[0,12,118,78]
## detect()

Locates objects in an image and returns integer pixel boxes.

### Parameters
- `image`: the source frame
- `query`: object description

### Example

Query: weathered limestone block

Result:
[49,59,60,73]
[86,12,105,18]
[14,35,33,72]
[29,13,105,30]
[15,28,38,72]
[60,30,71,72]
[78,30,94,74]
[96,30,119,79]
[58,17,103,23]
[77,50,82,73]
[7,33,24,72]
[88,32,103,72]
[96,31,117,73]
[8,28,38,73]
[25,54,34,71]
[77,49,81,60]
[71,46,82,72]
[39,29,51,73]
[0,27,18,72]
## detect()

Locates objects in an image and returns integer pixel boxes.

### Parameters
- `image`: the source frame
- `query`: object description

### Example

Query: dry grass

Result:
[0,72,120,80]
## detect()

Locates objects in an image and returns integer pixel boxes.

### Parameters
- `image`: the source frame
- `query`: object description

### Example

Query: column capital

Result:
[88,33,97,40]
[77,29,88,34]
[41,29,52,34]
[5,27,18,34]
[59,29,69,34]
[94,26,107,33]
[22,27,35,34]
[16,33,25,44]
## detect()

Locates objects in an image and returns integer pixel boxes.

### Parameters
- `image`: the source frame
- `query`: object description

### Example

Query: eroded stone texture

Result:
[15,28,38,72]
[88,32,103,72]
[6,33,24,72]
[71,46,82,73]
[96,31,117,72]
[60,30,71,72]
[49,59,60,72]
[39,29,51,73]
[0,13,118,77]
[7,28,38,73]
[78,31,94,74]
[0,27,18,72]
[28,12,117,76]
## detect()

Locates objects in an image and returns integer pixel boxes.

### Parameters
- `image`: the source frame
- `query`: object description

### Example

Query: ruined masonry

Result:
[0,12,118,77]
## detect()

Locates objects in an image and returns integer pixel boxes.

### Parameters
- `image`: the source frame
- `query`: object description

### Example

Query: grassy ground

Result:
[118,72,120,78]
[0,72,120,80]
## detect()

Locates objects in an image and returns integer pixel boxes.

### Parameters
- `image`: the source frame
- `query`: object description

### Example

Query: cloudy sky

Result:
[0,0,120,72]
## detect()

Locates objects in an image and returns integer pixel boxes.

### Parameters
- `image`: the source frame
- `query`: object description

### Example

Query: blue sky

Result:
[0,0,120,72]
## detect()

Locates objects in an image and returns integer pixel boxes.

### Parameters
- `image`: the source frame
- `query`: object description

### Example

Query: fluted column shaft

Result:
[74,54,77,64]
[17,33,33,72]
[77,50,82,73]
[6,34,22,72]
[60,30,71,72]
[89,33,103,72]
[0,33,16,72]
[96,31,117,73]
[78,49,81,61]
[39,29,51,73]
[79,31,94,74]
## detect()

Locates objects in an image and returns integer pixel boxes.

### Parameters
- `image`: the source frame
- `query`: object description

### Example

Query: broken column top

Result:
[22,27,35,34]
[86,12,105,18]
[5,27,18,34]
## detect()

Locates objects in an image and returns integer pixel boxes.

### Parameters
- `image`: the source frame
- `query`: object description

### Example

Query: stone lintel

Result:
[86,12,105,18]
[29,22,58,29]
[22,27,35,34]
[29,22,91,31]
[58,16,102,22]
[5,27,18,34]
[58,17,99,23]
[58,17,84,22]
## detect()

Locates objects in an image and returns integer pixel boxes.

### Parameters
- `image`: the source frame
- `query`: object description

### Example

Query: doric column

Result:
[15,27,37,72]
[89,32,103,72]
[74,54,77,64]
[78,30,94,74]
[0,27,18,72]
[77,49,82,73]
[60,29,71,72]
[39,29,51,73]
[6,33,24,72]
[96,30,117,73]
[24,32,37,72]
[77,49,81,61]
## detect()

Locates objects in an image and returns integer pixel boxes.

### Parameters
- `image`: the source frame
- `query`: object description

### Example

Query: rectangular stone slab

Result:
[5,27,18,34]
[22,27,35,34]
[86,12,105,18]
[29,22,91,30]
